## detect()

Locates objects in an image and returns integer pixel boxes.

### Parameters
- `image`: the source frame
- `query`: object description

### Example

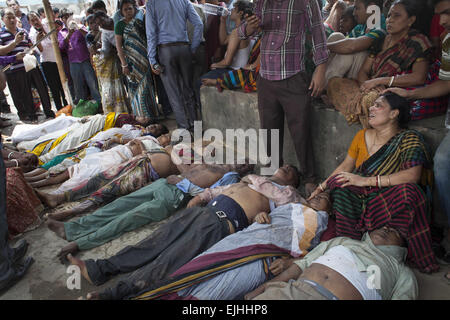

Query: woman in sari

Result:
[327,0,431,128]
[115,0,161,122]
[308,92,439,273]
[92,11,129,114]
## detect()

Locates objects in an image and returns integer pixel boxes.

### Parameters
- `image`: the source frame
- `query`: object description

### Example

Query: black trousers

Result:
[41,62,67,110]
[27,67,54,117]
[6,69,35,120]
[256,71,315,179]
[0,141,14,290]
[85,206,231,300]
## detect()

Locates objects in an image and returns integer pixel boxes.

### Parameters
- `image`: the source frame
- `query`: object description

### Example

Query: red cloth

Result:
[430,14,445,38]
[320,217,337,242]
[6,168,43,238]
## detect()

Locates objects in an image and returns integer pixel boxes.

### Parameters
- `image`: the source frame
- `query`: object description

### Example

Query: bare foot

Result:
[67,253,93,285]
[47,218,67,239]
[24,168,47,177]
[201,79,218,87]
[45,209,77,221]
[57,242,79,263]
[36,190,62,208]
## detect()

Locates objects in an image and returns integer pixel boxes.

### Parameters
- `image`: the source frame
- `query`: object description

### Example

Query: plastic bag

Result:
[23,54,38,72]
[72,99,99,117]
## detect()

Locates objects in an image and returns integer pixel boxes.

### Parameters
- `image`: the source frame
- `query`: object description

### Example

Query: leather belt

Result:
[158,41,189,48]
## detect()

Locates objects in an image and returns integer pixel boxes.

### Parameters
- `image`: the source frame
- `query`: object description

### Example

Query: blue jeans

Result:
[69,60,101,105]
[434,131,450,226]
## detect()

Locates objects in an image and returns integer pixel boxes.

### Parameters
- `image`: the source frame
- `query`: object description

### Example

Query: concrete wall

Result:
[200,86,448,225]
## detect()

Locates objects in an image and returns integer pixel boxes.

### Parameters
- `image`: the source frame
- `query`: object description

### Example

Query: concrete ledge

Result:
[200,86,448,224]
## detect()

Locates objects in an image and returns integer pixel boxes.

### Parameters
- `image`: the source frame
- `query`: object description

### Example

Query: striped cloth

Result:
[216,37,261,93]
[0,27,32,73]
[238,0,328,81]
[120,18,161,120]
[329,129,439,273]
[133,203,329,300]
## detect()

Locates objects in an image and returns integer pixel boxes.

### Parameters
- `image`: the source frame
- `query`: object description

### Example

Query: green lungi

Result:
[64,178,189,250]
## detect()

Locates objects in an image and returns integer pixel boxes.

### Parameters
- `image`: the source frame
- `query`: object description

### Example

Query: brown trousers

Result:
[256,71,315,179]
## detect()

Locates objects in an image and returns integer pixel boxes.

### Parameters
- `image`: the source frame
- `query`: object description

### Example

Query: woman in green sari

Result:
[115,0,162,122]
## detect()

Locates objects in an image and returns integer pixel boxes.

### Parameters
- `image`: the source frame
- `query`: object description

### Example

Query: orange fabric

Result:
[347,129,369,168]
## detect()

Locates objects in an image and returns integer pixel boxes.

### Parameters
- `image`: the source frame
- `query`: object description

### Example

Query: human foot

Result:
[36,190,62,208]
[46,219,67,239]
[67,253,93,285]
[57,242,79,263]
[45,209,77,221]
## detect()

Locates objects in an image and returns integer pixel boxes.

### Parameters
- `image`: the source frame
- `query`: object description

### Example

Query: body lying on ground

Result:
[46,161,256,259]
[63,165,301,300]
[246,227,418,300]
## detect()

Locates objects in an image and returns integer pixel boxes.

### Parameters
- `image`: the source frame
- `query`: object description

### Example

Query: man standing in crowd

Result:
[0,9,38,122]
[6,0,31,32]
[29,11,68,111]
[146,0,203,132]
[386,0,450,279]
[239,0,329,194]
[58,9,101,106]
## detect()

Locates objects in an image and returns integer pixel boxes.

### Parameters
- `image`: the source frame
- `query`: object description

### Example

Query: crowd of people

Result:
[0,0,449,301]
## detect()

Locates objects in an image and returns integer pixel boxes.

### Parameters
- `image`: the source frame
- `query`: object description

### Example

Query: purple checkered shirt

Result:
[239,0,329,81]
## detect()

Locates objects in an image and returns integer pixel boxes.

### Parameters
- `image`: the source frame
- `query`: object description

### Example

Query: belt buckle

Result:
[216,211,227,219]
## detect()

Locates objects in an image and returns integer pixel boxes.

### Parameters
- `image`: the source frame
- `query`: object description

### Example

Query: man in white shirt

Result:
[28,11,68,110]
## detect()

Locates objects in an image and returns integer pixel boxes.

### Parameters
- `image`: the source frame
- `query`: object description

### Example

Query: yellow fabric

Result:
[29,113,116,164]
[103,112,117,131]
[347,129,369,168]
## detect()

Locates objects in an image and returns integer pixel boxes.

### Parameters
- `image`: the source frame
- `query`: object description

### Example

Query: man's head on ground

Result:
[232,161,255,176]
[271,164,300,188]
[305,191,331,212]
[434,0,450,31]
[369,226,406,247]
[2,8,18,29]
[340,5,357,33]
[6,0,21,16]
[353,0,383,25]
[157,133,171,147]
[91,0,108,13]
[144,123,169,138]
